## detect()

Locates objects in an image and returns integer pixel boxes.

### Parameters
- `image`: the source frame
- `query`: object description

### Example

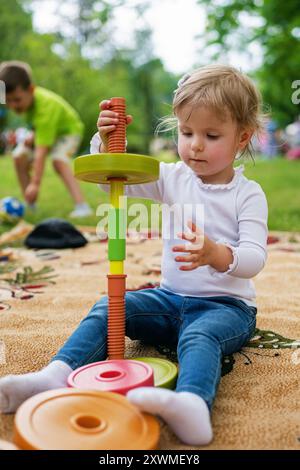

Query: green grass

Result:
[0,154,155,236]
[0,154,299,235]
[242,157,300,231]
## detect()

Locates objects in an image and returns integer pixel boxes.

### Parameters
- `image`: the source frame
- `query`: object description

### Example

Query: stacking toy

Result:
[74,97,159,360]
[71,98,167,393]
[134,357,178,389]
[13,389,159,450]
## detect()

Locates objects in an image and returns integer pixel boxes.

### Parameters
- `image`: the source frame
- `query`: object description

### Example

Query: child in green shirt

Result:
[0,61,92,217]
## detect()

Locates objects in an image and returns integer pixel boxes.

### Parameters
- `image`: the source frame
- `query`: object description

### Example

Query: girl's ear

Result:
[238,128,254,150]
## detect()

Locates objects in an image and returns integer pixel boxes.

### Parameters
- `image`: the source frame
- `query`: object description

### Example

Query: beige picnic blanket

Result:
[0,230,299,449]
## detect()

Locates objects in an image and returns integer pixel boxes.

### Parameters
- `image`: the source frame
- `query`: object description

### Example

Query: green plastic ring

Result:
[74,153,160,185]
[133,357,178,390]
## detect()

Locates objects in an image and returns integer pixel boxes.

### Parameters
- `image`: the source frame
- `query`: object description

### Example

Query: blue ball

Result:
[0,197,25,221]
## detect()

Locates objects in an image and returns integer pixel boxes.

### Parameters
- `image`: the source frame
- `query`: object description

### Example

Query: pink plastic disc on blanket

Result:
[67,359,154,395]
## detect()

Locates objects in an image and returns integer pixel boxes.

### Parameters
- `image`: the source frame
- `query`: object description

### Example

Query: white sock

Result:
[127,387,213,446]
[0,360,72,414]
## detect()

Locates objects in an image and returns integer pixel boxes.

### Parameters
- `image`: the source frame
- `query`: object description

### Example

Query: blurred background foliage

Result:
[197,0,300,127]
[0,0,299,153]
[0,0,178,153]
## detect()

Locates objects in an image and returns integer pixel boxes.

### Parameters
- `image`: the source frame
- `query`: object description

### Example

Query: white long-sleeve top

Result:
[90,133,268,307]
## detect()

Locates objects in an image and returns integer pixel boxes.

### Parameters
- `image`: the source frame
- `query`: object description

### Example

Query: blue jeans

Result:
[53,287,256,409]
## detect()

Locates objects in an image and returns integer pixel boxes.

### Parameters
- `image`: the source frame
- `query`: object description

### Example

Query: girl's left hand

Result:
[172,220,217,271]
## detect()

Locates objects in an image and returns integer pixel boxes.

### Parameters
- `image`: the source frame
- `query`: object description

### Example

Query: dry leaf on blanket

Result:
[0,221,33,245]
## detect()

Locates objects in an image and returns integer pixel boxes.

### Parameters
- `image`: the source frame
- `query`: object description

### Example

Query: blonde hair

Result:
[158,64,265,159]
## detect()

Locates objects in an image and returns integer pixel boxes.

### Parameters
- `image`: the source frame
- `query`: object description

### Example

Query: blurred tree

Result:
[0,0,33,62]
[35,0,178,153]
[0,0,178,153]
[119,2,178,153]
[126,14,163,153]
[197,0,300,126]
[41,0,125,60]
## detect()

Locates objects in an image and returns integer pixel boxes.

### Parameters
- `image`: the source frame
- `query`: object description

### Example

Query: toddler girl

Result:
[0,65,268,447]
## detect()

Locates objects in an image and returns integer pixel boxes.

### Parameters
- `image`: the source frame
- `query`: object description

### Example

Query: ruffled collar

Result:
[186,164,245,191]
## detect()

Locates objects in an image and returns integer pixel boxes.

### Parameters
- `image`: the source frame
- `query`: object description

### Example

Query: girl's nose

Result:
[191,137,204,152]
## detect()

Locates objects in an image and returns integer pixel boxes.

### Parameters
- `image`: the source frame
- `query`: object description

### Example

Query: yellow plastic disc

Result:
[74,153,160,185]
[13,388,160,450]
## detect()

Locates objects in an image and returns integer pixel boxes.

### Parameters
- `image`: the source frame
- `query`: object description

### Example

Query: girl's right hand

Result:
[97,99,133,152]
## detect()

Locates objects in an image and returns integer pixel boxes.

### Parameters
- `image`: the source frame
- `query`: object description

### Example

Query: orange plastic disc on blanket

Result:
[13,388,159,450]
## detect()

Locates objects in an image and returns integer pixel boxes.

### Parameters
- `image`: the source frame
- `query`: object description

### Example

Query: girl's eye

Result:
[207,134,219,139]
[181,131,192,136]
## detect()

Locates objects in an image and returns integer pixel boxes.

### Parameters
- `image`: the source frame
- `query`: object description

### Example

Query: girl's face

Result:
[177,105,251,184]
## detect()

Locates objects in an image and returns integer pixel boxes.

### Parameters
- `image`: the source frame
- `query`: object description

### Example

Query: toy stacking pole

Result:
[73,98,160,363]
[107,98,127,359]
